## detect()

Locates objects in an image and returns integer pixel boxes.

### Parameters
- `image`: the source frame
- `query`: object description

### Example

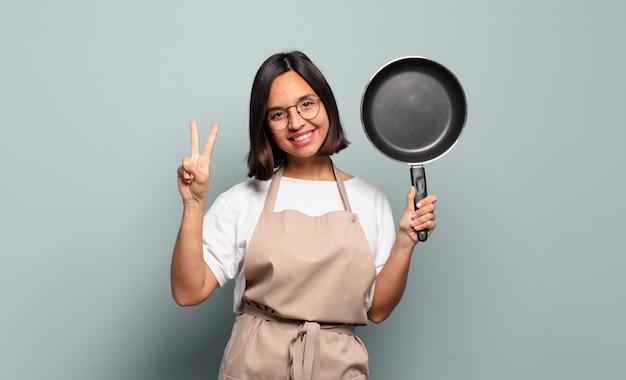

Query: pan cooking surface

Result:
[361,57,466,164]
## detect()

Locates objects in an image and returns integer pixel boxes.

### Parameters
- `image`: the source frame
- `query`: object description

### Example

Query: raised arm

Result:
[171,121,220,306]
[367,187,437,323]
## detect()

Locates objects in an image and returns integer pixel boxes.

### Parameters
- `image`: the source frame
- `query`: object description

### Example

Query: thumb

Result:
[405,186,417,212]
[181,157,195,177]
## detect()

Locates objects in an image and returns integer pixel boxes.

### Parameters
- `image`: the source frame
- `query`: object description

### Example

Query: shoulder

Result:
[217,178,272,202]
[208,179,270,216]
[345,176,387,197]
[222,178,270,197]
[334,168,384,198]
[344,176,392,216]
[334,168,354,182]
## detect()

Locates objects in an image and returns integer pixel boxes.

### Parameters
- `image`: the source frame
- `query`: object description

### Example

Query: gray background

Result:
[1,0,625,379]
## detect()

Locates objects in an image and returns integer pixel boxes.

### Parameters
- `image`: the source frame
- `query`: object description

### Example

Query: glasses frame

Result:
[266,96,322,131]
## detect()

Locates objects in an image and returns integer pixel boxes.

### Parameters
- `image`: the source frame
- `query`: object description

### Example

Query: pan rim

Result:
[360,56,467,165]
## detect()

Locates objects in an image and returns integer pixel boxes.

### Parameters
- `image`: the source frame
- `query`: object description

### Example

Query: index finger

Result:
[190,121,200,156]
[416,194,438,209]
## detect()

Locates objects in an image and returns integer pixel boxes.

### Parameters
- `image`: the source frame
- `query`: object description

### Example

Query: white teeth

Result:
[293,131,313,141]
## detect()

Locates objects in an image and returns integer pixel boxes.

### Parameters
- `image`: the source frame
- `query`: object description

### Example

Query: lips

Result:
[290,130,314,142]
[288,130,316,146]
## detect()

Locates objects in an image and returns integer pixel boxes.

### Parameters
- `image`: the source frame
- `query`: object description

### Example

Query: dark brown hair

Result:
[247,51,349,179]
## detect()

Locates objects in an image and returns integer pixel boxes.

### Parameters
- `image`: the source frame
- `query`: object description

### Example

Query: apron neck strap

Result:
[263,165,284,213]
[332,164,352,212]
[262,162,352,213]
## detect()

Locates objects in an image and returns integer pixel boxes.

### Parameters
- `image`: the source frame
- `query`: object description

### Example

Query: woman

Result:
[172,51,437,380]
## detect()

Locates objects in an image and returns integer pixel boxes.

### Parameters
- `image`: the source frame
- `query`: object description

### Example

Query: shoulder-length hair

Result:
[247,51,349,180]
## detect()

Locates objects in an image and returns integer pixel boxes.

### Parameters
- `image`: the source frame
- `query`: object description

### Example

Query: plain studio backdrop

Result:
[1,1,625,379]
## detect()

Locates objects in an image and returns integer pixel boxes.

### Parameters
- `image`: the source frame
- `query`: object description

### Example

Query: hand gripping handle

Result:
[410,166,428,242]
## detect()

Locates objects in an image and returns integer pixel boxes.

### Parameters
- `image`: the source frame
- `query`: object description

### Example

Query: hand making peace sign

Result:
[177,121,219,203]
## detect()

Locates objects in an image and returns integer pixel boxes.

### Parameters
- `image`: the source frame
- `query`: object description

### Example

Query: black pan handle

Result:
[410,165,428,242]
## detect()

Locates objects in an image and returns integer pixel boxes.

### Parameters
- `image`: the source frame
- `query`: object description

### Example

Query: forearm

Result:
[170,200,217,306]
[367,190,437,323]
[367,238,416,323]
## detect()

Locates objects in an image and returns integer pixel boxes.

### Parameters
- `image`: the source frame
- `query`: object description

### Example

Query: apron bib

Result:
[218,165,376,380]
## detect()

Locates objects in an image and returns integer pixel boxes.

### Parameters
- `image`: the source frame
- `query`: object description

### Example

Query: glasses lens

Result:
[267,110,287,130]
[298,98,320,119]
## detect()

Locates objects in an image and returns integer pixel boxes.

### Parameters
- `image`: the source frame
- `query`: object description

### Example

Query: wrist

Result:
[394,234,417,253]
[182,198,207,215]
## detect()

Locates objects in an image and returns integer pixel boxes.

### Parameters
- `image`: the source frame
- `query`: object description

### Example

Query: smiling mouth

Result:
[290,131,314,142]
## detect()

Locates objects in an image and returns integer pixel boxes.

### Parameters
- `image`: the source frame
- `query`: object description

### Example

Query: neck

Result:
[282,156,335,181]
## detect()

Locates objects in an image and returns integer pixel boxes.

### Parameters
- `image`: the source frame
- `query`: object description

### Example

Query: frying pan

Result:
[361,56,467,241]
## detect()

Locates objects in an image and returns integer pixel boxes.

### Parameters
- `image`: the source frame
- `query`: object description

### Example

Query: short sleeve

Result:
[202,194,243,287]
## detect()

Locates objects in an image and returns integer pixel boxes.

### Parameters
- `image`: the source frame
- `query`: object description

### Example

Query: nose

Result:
[286,106,305,130]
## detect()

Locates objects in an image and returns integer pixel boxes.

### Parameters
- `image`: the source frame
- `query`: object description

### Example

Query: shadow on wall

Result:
[139,282,236,380]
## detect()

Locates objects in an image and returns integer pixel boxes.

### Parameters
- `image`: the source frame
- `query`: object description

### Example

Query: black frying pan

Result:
[361,56,467,241]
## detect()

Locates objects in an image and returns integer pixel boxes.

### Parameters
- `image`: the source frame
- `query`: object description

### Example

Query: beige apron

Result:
[218,165,377,380]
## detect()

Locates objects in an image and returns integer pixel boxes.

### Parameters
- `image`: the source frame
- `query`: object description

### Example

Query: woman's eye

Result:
[301,98,319,110]
[269,111,284,120]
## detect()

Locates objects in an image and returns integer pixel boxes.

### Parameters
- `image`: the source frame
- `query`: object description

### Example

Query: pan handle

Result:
[410,165,428,242]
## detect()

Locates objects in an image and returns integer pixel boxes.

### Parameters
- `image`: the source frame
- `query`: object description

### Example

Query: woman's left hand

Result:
[398,187,437,247]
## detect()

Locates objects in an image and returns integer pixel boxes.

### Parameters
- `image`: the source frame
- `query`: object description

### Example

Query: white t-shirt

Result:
[202,175,396,313]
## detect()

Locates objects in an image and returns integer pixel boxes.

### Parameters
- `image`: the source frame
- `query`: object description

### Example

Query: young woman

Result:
[172,51,437,380]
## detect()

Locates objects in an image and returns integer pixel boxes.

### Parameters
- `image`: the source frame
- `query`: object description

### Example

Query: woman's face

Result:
[266,71,330,161]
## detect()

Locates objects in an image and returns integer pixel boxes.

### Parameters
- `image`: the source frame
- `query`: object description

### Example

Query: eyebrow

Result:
[267,93,317,112]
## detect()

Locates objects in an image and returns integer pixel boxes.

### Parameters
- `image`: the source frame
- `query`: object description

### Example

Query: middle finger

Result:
[201,124,219,158]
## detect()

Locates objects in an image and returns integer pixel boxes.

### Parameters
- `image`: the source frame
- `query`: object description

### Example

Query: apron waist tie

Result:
[242,304,355,380]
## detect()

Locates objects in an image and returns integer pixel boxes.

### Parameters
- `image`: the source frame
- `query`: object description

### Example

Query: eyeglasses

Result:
[266,96,321,131]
